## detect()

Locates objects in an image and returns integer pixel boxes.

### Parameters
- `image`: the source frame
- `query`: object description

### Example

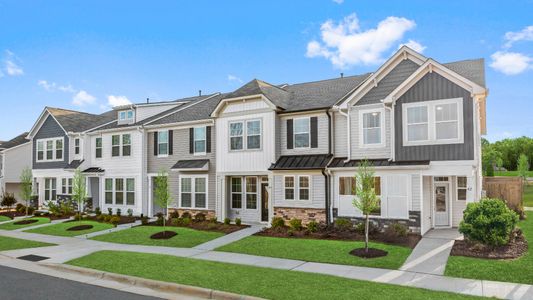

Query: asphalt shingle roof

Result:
[47,107,116,133]
[148,93,225,125]
[443,59,485,87]
[0,132,30,149]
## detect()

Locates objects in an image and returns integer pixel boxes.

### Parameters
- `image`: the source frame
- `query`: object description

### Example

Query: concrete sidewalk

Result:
[192,225,263,251]
[78,220,142,239]
[14,217,72,232]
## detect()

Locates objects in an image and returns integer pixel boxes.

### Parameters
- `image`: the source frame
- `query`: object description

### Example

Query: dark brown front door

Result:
[261,183,269,222]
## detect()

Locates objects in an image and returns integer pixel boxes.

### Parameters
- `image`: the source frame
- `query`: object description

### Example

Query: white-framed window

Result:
[245,176,258,209]
[122,134,131,156]
[105,178,113,204]
[359,109,385,147]
[158,130,169,156]
[339,176,356,196]
[403,98,463,146]
[115,178,124,205]
[61,178,73,195]
[44,178,57,201]
[180,176,208,209]
[119,110,134,121]
[231,177,242,209]
[293,117,310,148]
[229,119,261,151]
[95,137,102,158]
[284,175,311,201]
[74,138,80,155]
[105,178,135,205]
[457,176,467,201]
[112,135,120,157]
[111,134,131,157]
[36,138,64,162]
[193,127,206,154]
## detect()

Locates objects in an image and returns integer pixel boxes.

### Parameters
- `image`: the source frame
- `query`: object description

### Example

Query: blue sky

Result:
[0,0,532,141]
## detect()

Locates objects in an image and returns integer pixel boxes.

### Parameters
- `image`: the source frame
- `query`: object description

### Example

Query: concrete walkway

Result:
[1,228,533,299]
[192,225,263,251]
[13,217,72,232]
[78,220,142,239]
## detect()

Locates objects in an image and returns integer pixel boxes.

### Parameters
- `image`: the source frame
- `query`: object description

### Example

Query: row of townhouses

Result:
[0,47,488,235]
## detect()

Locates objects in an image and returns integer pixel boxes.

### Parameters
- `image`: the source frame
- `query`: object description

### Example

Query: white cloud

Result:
[57,84,75,93]
[38,80,56,91]
[107,95,131,107]
[306,13,416,69]
[3,50,23,76]
[504,25,533,48]
[72,90,96,106]
[332,0,344,4]
[227,74,243,83]
[490,51,532,75]
[398,39,426,53]
[38,80,77,93]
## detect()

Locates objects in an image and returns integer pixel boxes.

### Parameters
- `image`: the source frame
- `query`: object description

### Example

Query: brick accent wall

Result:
[335,211,421,233]
[169,209,216,219]
[273,207,326,224]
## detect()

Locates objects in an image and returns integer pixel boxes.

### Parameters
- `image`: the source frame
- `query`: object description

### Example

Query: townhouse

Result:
[0,132,31,198]
[17,46,487,235]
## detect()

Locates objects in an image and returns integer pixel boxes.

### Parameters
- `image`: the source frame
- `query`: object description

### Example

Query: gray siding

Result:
[32,115,69,169]
[394,72,474,161]
[279,112,330,156]
[147,125,216,211]
[333,112,347,157]
[349,104,392,159]
[411,174,421,211]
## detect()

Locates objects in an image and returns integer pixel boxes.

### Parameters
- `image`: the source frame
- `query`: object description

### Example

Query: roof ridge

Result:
[285,73,372,87]
[46,106,105,117]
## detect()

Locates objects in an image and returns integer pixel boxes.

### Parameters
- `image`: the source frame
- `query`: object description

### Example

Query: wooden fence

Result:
[483,176,524,215]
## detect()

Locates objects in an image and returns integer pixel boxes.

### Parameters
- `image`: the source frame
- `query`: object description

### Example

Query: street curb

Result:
[43,263,264,300]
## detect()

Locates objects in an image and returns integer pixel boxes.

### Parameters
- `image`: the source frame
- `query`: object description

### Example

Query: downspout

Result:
[387,102,395,161]
[323,110,333,225]
[336,108,351,163]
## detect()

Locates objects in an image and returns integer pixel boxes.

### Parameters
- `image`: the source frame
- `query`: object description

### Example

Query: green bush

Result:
[1,192,16,208]
[110,216,121,226]
[289,218,303,231]
[334,218,352,231]
[354,222,379,235]
[95,207,102,216]
[107,207,113,215]
[181,212,192,219]
[194,213,206,222]
[169,210,179,219]
[209,217,218,223]
[171,218,179,226]
[224,218,230,225]
[390,223,408,237]
[459,198,519,246]
[96,214,105,222]
[235,218,241,226]
[271,217,285,228]
[307,220,318,233]
[104,215,112,223]
[182,217,191,226]
[141,216,149,225]
[127,208,133,217]
[116,208,122,217]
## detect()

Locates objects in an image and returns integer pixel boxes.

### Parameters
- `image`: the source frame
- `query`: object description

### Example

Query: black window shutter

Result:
[153,132,158,156]
[168,130,173,155]
[206,126,211,153]
[311,117,318,148]
[189,128,194,154]
[287,119,293,149]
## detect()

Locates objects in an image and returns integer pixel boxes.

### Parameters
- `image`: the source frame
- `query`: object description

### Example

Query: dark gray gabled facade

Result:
[32,115,69,169]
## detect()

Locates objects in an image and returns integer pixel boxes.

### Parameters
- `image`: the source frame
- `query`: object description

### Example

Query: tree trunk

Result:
[365,214,369,252]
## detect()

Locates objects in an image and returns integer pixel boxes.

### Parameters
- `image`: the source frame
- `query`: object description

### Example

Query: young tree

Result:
[517,154,529,184]
[19,167,33,216]
[352,160,380,253]
[72,168,87,218]
[154,169,172,233]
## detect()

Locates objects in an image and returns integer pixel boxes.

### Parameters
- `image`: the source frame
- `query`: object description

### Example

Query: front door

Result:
[261,183,269,222]
[434,183,449,226]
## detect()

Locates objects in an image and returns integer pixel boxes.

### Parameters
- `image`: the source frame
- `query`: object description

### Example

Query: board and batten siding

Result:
[411,174,421,211]
[333,112,348,157]
[349,103,392,159]
[394,72,475,161]
[2,142,31,183]
[272,174,325,209]
[32,115,69,169]
[279,112,329,156]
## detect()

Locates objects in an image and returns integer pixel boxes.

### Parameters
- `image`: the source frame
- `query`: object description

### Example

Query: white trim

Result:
[358,108,386,148]
[283,175,312,202]
[157,130,170,157]
[27,108,68,138]
[228,118,262,152]
[36,137,65,162]
[211,94,277,117]
[178,174,209,209]
[193,126,207,155]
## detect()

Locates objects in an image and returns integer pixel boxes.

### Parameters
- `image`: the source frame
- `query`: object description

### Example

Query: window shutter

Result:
[189,128,194,154]
[310,117,318,148]
[287,119,293,149]
[168,130,173,155]
[206,126,211,153]
[153,132,158,156]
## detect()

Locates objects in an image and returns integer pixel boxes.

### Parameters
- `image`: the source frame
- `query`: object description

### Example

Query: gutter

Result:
[323,108,333,225]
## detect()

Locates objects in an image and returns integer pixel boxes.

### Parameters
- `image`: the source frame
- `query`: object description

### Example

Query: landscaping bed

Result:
[88,214,138,225]
[147,219,248,234]
[0,211,26,219]
[451,230,528,259]
[0,236,55,251]
[25,220,114,237]
[0,217,50,230]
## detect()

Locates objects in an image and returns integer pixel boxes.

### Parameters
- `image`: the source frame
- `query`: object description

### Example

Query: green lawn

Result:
[445,211,533,284]
[25,220,114,237]
[68,250,481,300]
[217,236,412,270]
[90,225,223,248]
[0,217,50,230]
[494,170,533,177]
[0,215,11,222]
[0,236,55,251]
[524,184,533,207]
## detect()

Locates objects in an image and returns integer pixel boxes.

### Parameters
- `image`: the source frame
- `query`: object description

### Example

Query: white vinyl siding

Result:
[273,174,324,209]
[350,105,391,159]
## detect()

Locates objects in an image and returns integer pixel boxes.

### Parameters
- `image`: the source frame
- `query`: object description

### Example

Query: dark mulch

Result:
[147,220,248,234]
[350,248,389,258]
[13,219,39,225]
[0,211,25,219]
[67,225,94,231]
[256,227,421,248]
[87,215,138,225]
[150,231,177,240]
[451,231,528,259]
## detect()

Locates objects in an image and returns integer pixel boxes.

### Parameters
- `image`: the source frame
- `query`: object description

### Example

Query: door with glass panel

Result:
[434,183,449,226]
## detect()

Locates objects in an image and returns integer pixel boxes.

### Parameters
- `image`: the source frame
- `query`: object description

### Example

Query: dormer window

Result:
[119,110,134,122]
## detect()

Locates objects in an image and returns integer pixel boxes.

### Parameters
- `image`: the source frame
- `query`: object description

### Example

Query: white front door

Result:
[434,183,449,226]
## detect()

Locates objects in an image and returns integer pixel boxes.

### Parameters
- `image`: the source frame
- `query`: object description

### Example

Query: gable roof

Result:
[146,93,224,126]
[0,132,30,150]
[443,59,485,87]
[47,107,116,133]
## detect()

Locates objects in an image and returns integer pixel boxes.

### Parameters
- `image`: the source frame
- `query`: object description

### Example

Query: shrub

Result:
[391,223,408,237]
[181,212,191,219]
[169,210,179,219]
[115,208,121,217]
[47,201,61,216]
[155,213,164,226]
[74,213,83,221]
[96,214,105,222]
[335,218,352,231]
[209,217,218,223]
[1,192,16,208]
[289,218,303,231]
[59,201,75,215]
[127,208,133,217]
[26,206,35,215]
[95,207,102,216]
[110,216,121,226]
[271,217,285,228]
[307,220,318,233]
[107,207,113,215]
[354,222,379,235]
[141,216,149,225]
[235,218,242,226]
[207,223,217,230]
[104,215,112,222]
[195,213,206,222]
[224,218,230,225]
[171,218,179,226]
[182,217,191,226]
[459,198,519,246]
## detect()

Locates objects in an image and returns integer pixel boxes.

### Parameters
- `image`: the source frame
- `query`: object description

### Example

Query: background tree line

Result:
[482,137,532,176]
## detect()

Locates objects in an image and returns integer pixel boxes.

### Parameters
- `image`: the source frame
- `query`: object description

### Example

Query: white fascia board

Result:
[211,94,277,117]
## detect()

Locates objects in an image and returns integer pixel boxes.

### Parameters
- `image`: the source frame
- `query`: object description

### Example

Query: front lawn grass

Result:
[0,215,11,222]
[90,225,223,248]
[68,251,481,300]
[25,221,114,237]
[523,184,533,207]
[494,170,533,177]
[445,211,533,284]
[0,217,50,230]
[0,236,55,251]
[217,236,412,270]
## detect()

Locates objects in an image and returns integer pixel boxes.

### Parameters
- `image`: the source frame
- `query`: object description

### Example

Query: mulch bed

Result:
[350,248,388,258]
[451,231,528,259]
[0,211,26,219]
[13,219,39,225]
[150,231,177,240]
[256,227,421,248]
[147,220,249,234]
[87,215,138,225]
[67,225,94,231]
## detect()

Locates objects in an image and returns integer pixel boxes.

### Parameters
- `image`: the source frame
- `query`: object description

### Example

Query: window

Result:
[119,110,134,121]
[246,120,261,149]
[112,135,120,157]
[44,178,57,201]
[294,118,310,148]
[299,176,310,200]
[122,134,131,156]
[115,178,124,205]
[74,138,80,155]
[61,178,73,195]
[180,176,207,209]
[127,110,133,119]
[193,127,206,153]
[361,110,383,146]
[231,177,242,209]
[105,179,113,204]
[36,138,64,162]
[229,120,261,151]
[95,137,102,158]
[371,177,382,215]
[284,176,295,200]
[105,178,135,205]
[229,122,243,150]
[126,179,135,205]
[245,177,257,209]
[112,134,131,157]
[403,98,463,146]
[457,177,467,201]
[284,175,311,201]
[339,177,356,196]
[158,131,169,155]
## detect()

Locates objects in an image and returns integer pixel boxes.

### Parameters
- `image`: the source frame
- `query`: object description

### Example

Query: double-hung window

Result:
[115,178,124,205]
[294,118,310,148]
[229,120,261,151]
[435,102,459,140]
[37,138,64,162]
[122,134,131,156]
[339,177,356,195]
[119,110,134,122]
[246,120,261,149]
[180,176,207,209]
[284,175,311,201]
[105,178,135,205]
[111,134,131,157]
[245,177,257,209]
[105,179,113,204]
[112,135,120,157]
[95,137,102,158]
[457,177,467,201]
[360,109,383,147]
[61,178,73,195]
[231,177,242,209]
[44,178,57,201]
[229,122,243,150]
[406,105,429,142]
[74,138,80,155]
[194,127,206,153]
[37,141,44,161]
[158,131,169,156]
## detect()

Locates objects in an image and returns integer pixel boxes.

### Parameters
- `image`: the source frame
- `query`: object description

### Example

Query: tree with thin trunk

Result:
[518,154,530,186]
[154,169,172,234]
[352,160,380,253]
[19,167,33,216]
[72,168,87,218]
